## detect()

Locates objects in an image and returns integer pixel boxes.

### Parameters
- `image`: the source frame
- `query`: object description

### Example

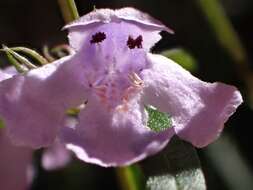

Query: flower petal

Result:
[0,129,33,190]
[2,66,19,76]
[0,55,87,148]
[42,140,71,171]
[64,8,172,51]
[115,7,174,33]
[141,54,243,147]
[0,69,13,81]
[64,7,173,32]
[41,117,76,170]
[61,97,175,167]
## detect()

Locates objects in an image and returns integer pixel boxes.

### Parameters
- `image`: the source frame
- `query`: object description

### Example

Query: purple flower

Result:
[0,68,71,190]
[41,128,73,171]
[0,128,33,190]
[0,127,71,190]
[0,8,242,167]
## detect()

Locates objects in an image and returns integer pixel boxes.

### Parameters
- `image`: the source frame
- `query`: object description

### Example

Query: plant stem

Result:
[57,0,79,23]
[195,0,253,106]
[196,0,247,65]
[115,165,145,190]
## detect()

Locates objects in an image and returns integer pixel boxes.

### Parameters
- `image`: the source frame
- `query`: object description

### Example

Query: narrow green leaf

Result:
[51,44,75,56]
[205,136,253,190]
[42,45,56,62]
[142,137,206,190]
[66,108,80,117]
[0,119,4,129]
[145,106,172,132]
[66,103,86,117]
[116,165,145,190]
[11,47,48,65]
[162,48,197,72]
[196,0,247,65]
[2,46,28,73]
[3,45,37,69]
[195,0,253,107]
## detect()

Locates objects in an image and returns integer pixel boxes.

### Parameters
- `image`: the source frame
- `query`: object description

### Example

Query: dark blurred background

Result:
[1,0,253,189]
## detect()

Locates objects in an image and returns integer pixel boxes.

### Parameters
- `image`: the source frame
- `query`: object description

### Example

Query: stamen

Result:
[115,103,129,113]
[90,32,106,44]
[127,35,143,49]
[128,72,144,87]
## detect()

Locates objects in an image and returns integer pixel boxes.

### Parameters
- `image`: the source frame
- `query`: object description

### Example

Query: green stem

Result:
[115,165,145,190]
[196,0,247,65]
[57,0,79,23]
[196,0,253,105]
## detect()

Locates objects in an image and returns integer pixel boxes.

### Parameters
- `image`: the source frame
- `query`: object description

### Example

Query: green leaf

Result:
[142,137,206,190]
[205,136,253,190]
[66,108,80,117]
[4,46,37,69]
[11,47,48,65]
[196,0,247,65]
[2,45,37,70]
[66,103,86,117]
[162,49,197,72]
[0,119,5,129]
[145,106,172,132]
[43,45,56,62]
[51,44,74,57]
[1,46,28,73]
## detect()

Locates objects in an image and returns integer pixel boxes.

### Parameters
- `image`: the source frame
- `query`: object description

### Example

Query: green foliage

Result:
[0,119,5,129]
[66,108,80,117]
[1,45,28,73]
[142,137,206,190]
[2,45,37,69]
[145,106,172,132]
[196,0,247,64]
[162,49,197,72]
[11,47,48,65]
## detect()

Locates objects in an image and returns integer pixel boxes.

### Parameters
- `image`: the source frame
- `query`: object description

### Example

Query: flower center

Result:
[87,72,144,111]
[83,23,149,111]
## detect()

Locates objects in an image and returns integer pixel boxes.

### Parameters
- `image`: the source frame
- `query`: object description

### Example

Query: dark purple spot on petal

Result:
[127,35,143,49]
[90,32,106,44]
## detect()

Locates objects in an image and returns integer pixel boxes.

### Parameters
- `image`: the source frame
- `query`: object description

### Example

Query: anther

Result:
[127,35,143,49]
[90,32,106,44]
[128,72,144,87]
